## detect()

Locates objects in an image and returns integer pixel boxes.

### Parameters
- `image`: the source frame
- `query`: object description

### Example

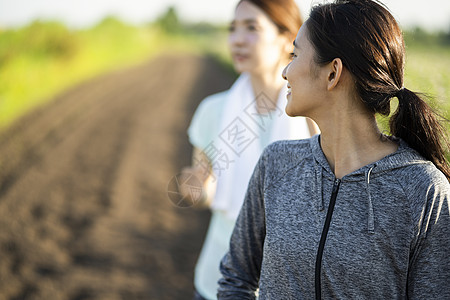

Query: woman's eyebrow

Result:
[231,19,258,25]
[243,19,257,24]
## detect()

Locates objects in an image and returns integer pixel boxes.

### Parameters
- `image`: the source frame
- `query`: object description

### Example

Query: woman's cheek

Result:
[247,33,258,45]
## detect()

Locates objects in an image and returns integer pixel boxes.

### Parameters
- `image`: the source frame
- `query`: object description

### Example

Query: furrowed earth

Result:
[0,54,235,300]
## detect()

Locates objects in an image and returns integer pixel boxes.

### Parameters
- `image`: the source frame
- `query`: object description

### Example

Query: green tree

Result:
[155,6,182,33]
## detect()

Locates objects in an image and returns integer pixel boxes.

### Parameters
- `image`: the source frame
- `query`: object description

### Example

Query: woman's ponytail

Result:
[390,88,450,181]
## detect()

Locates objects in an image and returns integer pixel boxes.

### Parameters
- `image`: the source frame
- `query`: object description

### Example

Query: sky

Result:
[0,0,449,31]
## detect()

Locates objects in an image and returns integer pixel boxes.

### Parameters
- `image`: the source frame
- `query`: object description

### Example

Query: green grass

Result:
[0,18,230,130]
[0,19,157,129]
[405,45,450,112]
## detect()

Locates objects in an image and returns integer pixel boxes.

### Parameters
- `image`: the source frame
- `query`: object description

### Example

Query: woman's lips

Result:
[233,53,249,62]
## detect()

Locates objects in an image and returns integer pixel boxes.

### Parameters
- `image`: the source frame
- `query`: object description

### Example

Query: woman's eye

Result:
[247,25,257,31]
[228,26,235,32]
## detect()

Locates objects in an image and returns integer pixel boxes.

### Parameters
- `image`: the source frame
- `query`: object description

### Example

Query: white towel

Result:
[210,73,311,219]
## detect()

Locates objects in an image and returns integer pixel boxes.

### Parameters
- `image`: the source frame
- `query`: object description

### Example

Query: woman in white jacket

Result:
[180,0,318,299]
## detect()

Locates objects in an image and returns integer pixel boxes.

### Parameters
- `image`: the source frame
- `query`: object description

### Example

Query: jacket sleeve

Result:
[217,151,267,299]
[407,169,450,299]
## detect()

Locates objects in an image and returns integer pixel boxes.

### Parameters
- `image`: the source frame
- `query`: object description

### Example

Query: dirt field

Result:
[0,54,235,299]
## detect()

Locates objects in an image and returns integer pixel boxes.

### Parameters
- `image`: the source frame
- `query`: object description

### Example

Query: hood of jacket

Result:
[308,134,432,233]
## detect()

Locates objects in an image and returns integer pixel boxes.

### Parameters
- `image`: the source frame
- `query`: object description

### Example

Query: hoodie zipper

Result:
[315,178,341,300]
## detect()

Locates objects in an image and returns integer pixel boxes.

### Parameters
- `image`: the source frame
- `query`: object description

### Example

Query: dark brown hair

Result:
[306,0,450,181]
[238,0,303,41]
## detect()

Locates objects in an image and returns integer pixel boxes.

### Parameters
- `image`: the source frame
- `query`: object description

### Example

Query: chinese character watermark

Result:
[245,92,284,132]
[219,117,258,156]
[168,92,286,207]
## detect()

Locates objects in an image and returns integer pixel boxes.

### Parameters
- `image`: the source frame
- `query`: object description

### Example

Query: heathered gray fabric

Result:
[218,135,450,299]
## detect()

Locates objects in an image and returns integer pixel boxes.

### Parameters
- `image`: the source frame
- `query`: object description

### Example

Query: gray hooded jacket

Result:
[218,135,450,299]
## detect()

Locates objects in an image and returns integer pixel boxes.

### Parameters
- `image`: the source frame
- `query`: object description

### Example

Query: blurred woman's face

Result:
[228,1,289,75]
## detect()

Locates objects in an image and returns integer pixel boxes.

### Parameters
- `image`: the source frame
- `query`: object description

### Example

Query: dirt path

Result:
[0,54,235,299]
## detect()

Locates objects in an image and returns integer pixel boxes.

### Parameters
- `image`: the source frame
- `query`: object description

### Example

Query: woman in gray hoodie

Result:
[218,0,450,299]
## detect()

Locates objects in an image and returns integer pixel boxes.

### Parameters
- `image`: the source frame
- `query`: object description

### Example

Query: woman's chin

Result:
[232,62,249,74]
[232,61,257,74]
[285,106,296,117]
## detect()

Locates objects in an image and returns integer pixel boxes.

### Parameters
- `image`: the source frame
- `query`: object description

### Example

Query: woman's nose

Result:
[229,29,245,45]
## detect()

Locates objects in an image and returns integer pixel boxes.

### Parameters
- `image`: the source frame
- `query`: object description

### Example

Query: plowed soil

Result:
[0,54,235,300]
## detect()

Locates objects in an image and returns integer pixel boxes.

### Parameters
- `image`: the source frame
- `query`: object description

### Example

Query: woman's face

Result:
[228,1,289,75]
[282,24,326,117]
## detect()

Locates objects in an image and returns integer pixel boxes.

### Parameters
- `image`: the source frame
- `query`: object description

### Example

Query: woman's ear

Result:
[327,58,343,91]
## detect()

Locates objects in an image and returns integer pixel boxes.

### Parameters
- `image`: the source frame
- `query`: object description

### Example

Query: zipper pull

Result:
[332,178,341,194]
